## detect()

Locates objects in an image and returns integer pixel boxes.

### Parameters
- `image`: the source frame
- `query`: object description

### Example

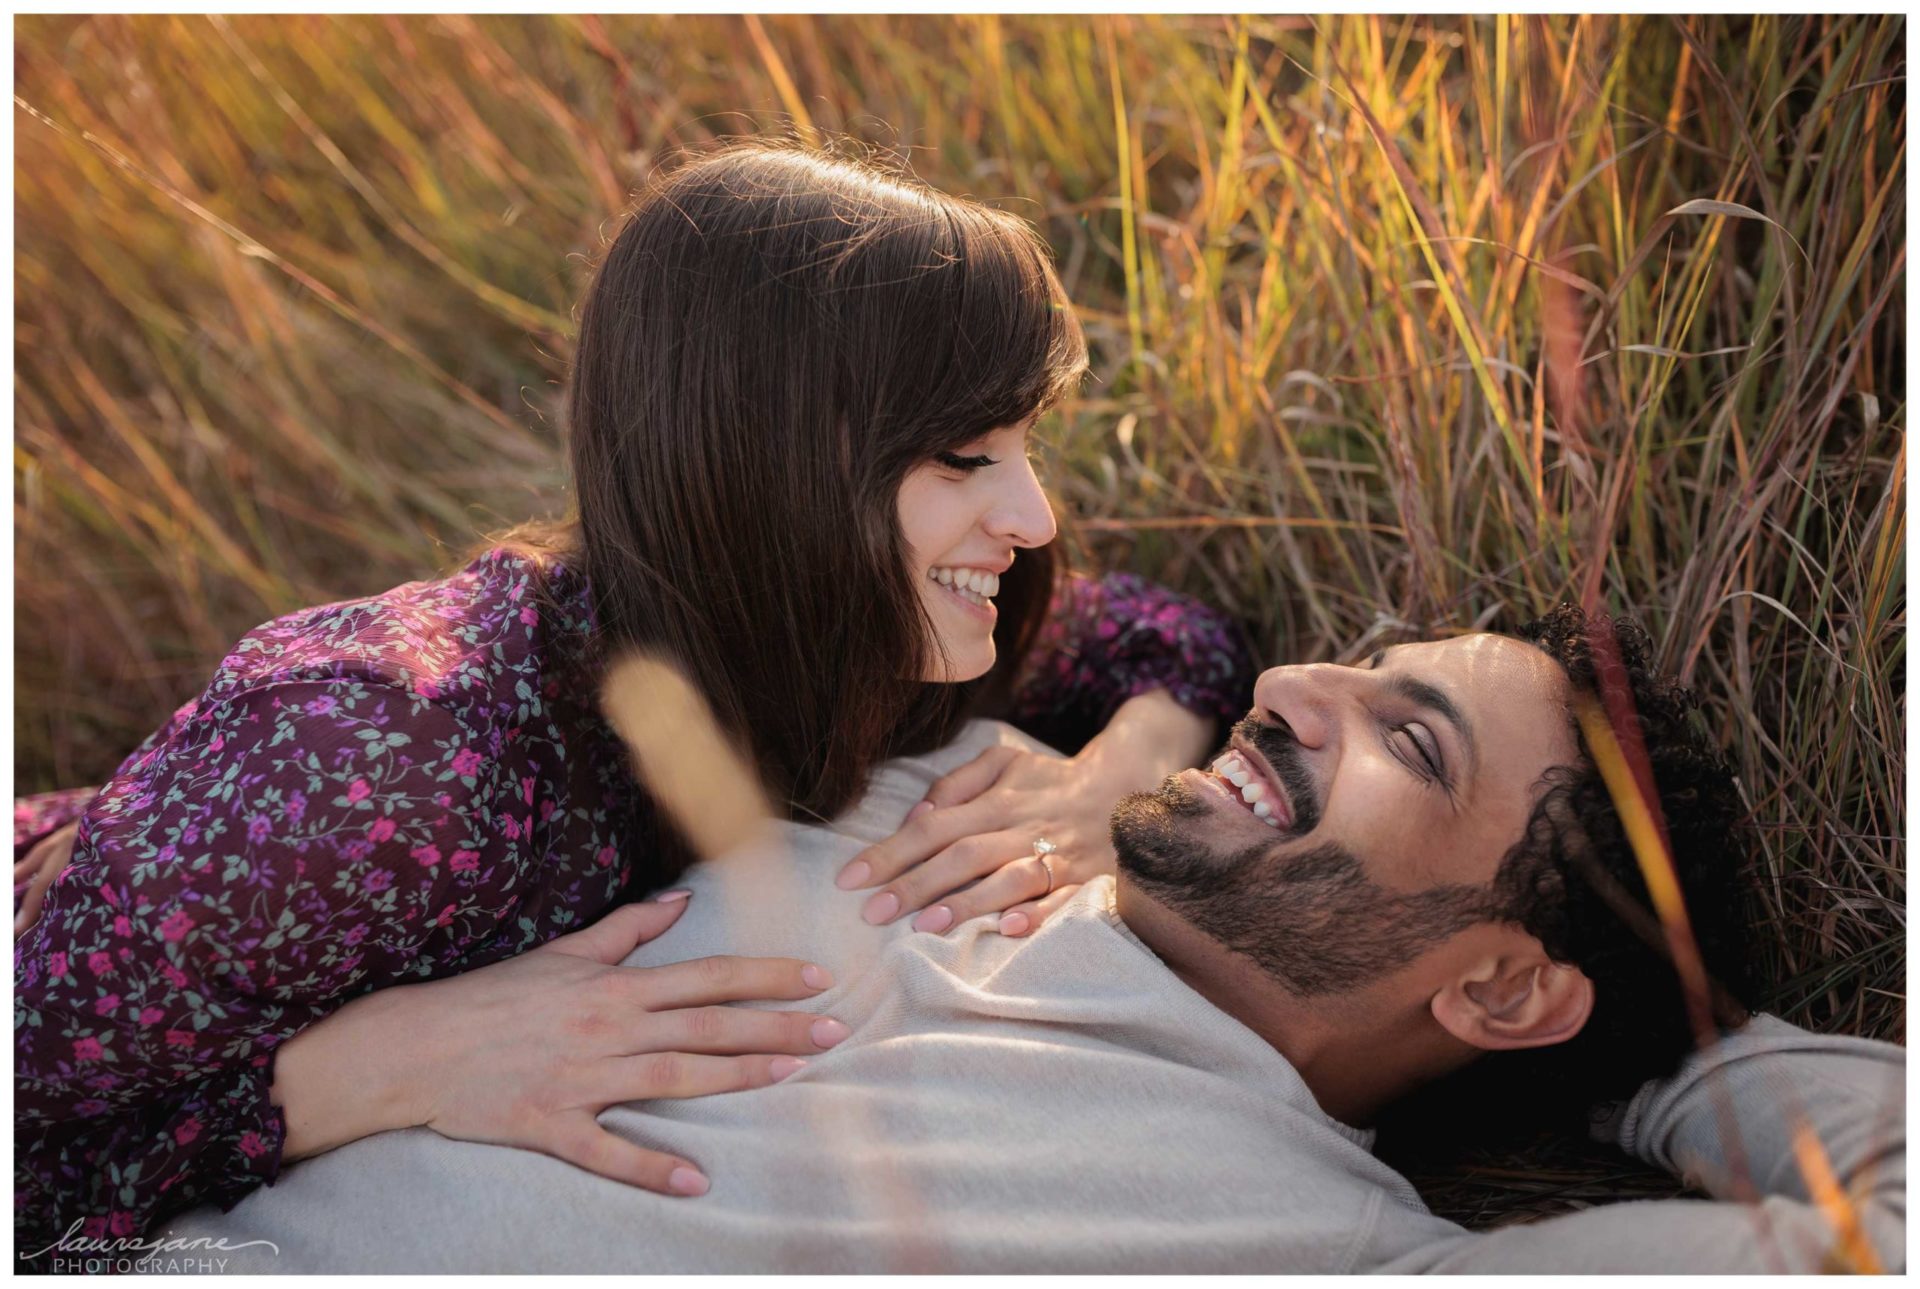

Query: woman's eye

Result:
[935,452,997,473]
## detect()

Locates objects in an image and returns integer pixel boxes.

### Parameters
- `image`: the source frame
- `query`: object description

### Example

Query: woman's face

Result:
[896,420,1058,683]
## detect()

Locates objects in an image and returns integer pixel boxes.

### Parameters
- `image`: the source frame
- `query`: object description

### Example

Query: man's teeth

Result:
[930,566,999,608]
[1210,752,1282,828]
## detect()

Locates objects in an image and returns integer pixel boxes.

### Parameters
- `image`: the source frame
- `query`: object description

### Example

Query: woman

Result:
[14,142,1253,1246]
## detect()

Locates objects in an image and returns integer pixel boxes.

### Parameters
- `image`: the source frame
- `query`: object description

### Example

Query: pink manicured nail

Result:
[800,963,834,990]
[650,888,692,903]
[669,1166,709,1197]
[912,905,954,934]
[999,911,1031,937]
[835,861,871,891]
[769,1056,807,1082]
[810,1018,850,1048]
[862,892,901,925]
[907,801,935,820]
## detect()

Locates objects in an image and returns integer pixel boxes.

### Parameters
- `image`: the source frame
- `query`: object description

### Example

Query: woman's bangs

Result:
[927,209,1087,444]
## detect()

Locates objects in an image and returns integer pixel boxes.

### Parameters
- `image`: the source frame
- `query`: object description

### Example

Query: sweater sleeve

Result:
[13,678,500,1256]
[1376,1015,1906,1273]
[1003,571,1256,755]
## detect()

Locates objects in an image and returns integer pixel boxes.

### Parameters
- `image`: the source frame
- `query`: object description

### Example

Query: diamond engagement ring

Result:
[1033,838,1059,895]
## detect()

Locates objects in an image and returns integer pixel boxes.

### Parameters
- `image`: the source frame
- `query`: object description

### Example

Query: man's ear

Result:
[1429,951,1595,1052]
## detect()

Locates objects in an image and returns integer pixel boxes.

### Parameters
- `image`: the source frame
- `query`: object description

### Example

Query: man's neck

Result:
[1112,876,1461,1126]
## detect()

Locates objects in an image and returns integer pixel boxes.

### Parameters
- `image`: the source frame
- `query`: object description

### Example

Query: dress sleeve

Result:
[1003,571,1256,755]
[14,677,499,1253]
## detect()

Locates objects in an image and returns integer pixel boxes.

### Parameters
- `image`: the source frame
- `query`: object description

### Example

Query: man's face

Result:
[1113,633,1581,997]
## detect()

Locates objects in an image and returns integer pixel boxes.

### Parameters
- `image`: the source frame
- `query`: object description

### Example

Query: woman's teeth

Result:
[1210,752,1282,828]
[930,566,999,608]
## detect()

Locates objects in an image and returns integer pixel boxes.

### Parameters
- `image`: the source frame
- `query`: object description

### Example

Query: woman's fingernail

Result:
[650,888,693,903]
[907,801,935,820]
[769,1056,807,1082]
[912,905,954,934]
[669,1166,709,1197]
[800,963,834,990]
[835,861,871,891]
[862,891,901,925]
[999,912,1031,936]
[810,1018,850,1049]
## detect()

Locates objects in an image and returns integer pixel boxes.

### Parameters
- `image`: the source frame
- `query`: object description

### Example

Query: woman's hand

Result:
[14,821,78,941]
[837,690,1217,937]
[271,892,847,1198]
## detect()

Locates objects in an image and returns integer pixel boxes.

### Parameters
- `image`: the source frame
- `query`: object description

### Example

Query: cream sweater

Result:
[160,720,1905,1273]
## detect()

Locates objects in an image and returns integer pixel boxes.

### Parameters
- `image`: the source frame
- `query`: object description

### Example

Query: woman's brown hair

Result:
[503,141,1086,831]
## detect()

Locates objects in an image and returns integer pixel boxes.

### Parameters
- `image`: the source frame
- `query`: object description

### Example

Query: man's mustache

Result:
[1228,712,1322,836]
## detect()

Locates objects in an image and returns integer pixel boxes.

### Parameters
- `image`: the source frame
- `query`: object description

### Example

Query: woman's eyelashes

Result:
[935,451,999,473]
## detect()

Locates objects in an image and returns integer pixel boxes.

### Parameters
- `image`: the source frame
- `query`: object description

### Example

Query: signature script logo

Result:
[20,1218,280,1265]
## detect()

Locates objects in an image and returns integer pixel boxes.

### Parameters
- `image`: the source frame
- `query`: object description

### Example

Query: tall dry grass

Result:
[14,15,1904,1061]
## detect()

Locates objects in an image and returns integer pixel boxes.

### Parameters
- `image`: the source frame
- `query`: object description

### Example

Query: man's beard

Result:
[1111,720,1507,997]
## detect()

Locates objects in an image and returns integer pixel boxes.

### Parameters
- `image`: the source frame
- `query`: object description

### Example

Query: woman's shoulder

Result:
[198,547,597,720]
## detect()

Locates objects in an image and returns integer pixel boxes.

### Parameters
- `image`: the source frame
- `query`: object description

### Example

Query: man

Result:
[144,606,1903,1273]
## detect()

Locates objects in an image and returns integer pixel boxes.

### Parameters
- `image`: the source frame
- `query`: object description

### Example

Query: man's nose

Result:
[985,455,1058,549]
[1250,664,1345,750]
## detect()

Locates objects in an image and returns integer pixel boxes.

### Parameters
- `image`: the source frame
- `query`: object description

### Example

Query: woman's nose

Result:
[986,456,1058,549]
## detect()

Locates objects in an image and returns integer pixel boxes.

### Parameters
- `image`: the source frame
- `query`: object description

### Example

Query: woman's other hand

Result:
[14,821,78,941]
[270,892,847,1198]
[839,690,1217,937]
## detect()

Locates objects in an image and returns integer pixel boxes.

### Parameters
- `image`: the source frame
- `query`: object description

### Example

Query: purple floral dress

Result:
[14,550,1252,1252]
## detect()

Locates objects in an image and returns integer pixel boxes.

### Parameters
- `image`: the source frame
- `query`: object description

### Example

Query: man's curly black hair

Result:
[1378,602,1761,1151]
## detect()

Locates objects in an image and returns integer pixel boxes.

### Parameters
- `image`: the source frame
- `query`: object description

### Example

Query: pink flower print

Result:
[48,951,68,978]
[449,849,480,873]
[140,1006,166,1025]
[522,776,535,805]
[108,1211,137,1238]
[75,1099,110,1118]
[87,951,113,976]
[540,799,557,822]
[210,734,225,752]
[174,1116,202,1146]
[519,606,539,627]
[286,791,308,824]
[94,994,121,1016]
[364,869,394,893]
[247,814,272,844]
[347,778,372,803]
[72,1036,104,1062]
[410,844,442,867]
[157,843,177,862]
[502,815,521,841]
[595,846,616,869]
[304,695,338,716]
[162,962,189,989]
[368,818,397,844]
[165,1028,195,1047]
[435,793,453,808]
[113,915,132,937]
[239,1131,269,1159]
[159,909,194,942]
[451,748,484,778]
[343,923,369,946]
[82,1216,108,1239]
[435,903,457,927]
